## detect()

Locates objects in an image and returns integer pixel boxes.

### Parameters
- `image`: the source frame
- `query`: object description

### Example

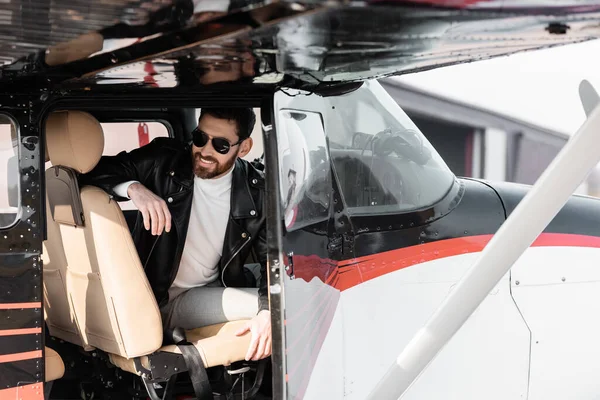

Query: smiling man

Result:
[79,108,271,362]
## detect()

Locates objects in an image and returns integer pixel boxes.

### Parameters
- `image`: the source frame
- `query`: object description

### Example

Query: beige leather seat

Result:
[45,347,65,382]
[43,192,91,349]
[42,110,253,381]
[110,320,251,374]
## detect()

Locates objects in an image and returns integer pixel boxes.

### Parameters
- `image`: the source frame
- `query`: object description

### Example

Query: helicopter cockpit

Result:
[275,80,458,235]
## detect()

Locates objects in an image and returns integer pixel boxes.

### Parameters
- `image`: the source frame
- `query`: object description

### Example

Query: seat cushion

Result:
[109,320,252,375]
[45,347,65,382]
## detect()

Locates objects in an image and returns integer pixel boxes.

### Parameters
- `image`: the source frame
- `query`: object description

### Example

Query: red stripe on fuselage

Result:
[284,233,600,389]
[0,383,43,400]
[334,233,600,291]
[0,351,42,364]
[0,328,42,337]
[0,302,41,310]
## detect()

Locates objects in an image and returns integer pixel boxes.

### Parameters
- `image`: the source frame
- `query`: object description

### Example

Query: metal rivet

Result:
[241,232,247,238]
[252,178,257,184]
[250,210,256,216]
[515,281,520,285]
[169,171,175,176]
[167,197,173,203]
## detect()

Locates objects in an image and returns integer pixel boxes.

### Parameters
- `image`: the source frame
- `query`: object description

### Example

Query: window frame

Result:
[0,112,22,230]
[276,108,332,232]
[99,119,173,154]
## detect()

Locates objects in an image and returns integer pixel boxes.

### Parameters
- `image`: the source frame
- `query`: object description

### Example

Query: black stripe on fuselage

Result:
[489,180,600,238]
[0,334,40,356]
[352,178,506,258]
[0,358,41,389]
[0,308,40,331]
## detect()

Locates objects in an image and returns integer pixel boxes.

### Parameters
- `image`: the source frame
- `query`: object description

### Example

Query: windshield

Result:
[274,79,456,222]
[325,80,455,216]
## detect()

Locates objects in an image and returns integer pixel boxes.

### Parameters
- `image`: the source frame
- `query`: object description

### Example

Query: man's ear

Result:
[238,137,253,158]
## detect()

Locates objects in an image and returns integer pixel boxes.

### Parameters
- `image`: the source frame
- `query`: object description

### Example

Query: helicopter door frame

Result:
[0,94,46,398]
[265,87,353,399]
[261,97,288,399]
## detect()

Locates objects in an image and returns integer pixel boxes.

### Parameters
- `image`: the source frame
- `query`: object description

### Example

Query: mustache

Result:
[194,153,218,164]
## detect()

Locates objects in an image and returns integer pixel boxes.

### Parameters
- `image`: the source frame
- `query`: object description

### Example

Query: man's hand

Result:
[127,182,172,235]
[235,310,272,361]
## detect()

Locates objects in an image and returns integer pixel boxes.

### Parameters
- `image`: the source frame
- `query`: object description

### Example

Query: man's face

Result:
[192,114,252,179]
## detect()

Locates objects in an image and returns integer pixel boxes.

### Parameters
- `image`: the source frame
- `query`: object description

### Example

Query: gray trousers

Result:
[160,279,259,330]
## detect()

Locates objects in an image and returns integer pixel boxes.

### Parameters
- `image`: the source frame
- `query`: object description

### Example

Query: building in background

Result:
[380,39,600,197]
[380,77,579,190]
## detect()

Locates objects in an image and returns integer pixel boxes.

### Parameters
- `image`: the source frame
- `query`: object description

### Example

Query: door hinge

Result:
[286,251,295,279]
[328,233,353,255]
[327,234,343,252]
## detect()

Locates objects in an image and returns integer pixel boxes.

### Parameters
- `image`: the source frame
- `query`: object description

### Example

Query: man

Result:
[79,108,271,362]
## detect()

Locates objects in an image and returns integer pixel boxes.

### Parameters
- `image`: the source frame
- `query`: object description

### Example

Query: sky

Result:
[392,39,600,136]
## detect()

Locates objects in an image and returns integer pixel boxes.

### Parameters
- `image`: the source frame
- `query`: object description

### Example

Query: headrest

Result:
[46,111,104,173]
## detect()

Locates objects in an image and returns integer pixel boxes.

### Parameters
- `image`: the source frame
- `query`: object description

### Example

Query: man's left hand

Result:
[235,310,272,361]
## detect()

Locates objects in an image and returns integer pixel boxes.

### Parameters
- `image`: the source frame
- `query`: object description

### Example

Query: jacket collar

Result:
[230,158,257,219]
[171,144,194,189]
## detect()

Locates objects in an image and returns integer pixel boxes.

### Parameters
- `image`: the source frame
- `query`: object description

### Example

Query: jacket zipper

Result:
[221,234,252,287]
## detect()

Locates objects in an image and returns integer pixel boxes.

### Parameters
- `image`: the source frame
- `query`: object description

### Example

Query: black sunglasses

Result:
[192,128,242,155]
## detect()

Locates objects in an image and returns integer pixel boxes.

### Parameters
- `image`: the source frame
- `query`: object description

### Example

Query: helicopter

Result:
[2,1,600,400]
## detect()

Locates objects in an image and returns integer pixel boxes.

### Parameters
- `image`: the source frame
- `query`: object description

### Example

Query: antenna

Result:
[366,81,600,400]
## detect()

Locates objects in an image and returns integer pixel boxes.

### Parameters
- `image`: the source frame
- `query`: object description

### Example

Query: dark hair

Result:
[199,108,256,140]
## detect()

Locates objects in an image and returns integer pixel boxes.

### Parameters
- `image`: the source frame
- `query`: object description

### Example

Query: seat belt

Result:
[164,327,213,400]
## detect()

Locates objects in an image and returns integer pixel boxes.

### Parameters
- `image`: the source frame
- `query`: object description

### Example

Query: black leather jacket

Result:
[79,137,268,312]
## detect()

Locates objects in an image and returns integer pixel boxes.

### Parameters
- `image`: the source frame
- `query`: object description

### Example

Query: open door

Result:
[0,105,45,399]
[265,80,531,400]
[263,87,348,399]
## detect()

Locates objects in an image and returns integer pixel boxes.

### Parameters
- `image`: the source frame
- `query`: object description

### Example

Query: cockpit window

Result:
[276,109,331,231]
[326,80,455,215]
[0,114,19,228]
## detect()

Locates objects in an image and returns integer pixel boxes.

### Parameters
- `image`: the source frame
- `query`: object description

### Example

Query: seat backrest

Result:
[42,124,89,349]
[42,192,90,349]
[43,110,162,359]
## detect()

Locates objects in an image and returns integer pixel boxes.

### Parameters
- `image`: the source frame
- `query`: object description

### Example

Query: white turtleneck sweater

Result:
[114,166,233,301]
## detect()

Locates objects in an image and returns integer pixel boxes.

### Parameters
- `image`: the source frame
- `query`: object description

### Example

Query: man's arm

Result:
[79,139,160,200]
[80,138,172,235]
[113,181,140,199]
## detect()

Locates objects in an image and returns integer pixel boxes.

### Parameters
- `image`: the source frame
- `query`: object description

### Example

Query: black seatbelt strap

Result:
[165,327,213,400]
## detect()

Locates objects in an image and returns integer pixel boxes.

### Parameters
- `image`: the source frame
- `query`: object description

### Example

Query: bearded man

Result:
[79,108,271,362]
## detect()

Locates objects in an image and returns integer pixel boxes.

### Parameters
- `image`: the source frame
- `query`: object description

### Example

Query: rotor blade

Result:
[580,79,600,117]
[366,85,600,400]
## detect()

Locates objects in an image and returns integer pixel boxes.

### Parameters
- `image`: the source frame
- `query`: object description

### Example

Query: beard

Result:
[193,152,236,179]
